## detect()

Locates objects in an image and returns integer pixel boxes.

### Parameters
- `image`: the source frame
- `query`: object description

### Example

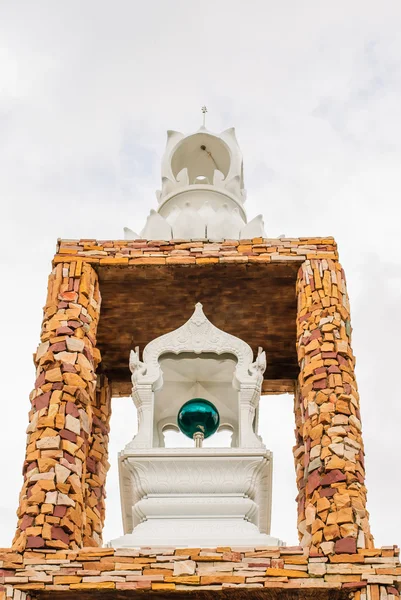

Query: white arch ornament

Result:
[128,303,267,449]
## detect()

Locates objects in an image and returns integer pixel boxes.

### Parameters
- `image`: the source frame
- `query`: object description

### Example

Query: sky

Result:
[1,0,401,548]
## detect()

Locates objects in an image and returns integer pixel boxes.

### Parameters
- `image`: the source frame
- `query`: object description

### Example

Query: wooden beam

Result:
[109,380,132,398]
[111,378,296,398]
[261,379,295,395]
[97,262,299,383]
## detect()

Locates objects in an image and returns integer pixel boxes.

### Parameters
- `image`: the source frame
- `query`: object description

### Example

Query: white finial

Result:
[201,105,208,127]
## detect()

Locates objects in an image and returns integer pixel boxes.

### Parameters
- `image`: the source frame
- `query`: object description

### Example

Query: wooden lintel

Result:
[261,379,295,395]
[110,380,132,398]
[97,263,299,383]
[111,378,296,398]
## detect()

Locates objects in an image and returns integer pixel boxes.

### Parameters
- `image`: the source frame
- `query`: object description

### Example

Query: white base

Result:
[119,448,275,540]
[109,517,284,548]
[116,443,280,550]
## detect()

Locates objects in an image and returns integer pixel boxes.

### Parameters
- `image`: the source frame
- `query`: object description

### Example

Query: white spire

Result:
[201,105,208,127]
[124,123,266,241]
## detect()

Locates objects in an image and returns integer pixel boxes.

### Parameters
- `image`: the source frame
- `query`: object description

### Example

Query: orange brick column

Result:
[13,261,102,551]
[83,373,111,547]
[360,585,400,600]
[294,258,373,555]
[293,382,305,539]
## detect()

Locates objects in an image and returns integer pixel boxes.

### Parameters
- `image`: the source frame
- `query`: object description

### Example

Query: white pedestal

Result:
[109,447,283,548]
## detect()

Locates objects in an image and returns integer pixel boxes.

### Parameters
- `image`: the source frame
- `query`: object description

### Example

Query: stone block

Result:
[151,583,176,590]
[173,560,196,576]
[265,568,309,578]
[334,537,357,554]
[200,575,245,584]
[70,582,116,589]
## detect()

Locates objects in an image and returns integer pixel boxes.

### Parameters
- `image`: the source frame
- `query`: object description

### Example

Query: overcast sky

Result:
[1,0,401,548]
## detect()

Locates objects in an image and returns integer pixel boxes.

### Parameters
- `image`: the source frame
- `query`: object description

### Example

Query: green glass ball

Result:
[177,398,220,440]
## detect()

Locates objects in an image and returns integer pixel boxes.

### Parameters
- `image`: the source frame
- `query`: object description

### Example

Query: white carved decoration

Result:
[109,304,284,549]
[130,303,264,387]
[129,346,147,381]
[240,214,266,239]
[124,125,268,240]
[123,227,140,240]
[140,209,172,241]
[207,204,241,240]
[127,304,265,451]
[172,201,206,239]
[198,201,215,228]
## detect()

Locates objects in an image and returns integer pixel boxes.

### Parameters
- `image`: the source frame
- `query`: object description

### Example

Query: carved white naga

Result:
[128,303,267,449]
[249,346,267,379]
[129,346,147,382]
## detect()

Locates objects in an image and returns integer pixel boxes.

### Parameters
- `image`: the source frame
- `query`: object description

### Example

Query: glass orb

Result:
[177,398,220,440]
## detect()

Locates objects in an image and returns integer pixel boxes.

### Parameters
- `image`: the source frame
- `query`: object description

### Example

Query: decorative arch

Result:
[130,303,265,392]
[128,303,267,450]
[170,132,232,184]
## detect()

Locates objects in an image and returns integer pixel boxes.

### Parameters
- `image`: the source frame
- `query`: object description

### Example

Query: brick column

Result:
[293,382,306,540]
[294,258,373,555]
[13,260,102,551]
[83,373,111,547]
[356,586,400,600]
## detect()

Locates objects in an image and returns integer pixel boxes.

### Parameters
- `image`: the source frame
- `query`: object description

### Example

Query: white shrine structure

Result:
[110,121,282,548]
[124,124,266,241]
[111,304,282,548]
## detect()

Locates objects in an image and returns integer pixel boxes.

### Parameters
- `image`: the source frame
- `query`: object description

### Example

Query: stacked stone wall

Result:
[12,261,106,552]
[295,259,373,555]
[83,374,111,547]
[0,546,399,597]
[53,236,338,264]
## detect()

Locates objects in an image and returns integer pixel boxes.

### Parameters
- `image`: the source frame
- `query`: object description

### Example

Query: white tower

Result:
[110,304,283,548]
[124,123,266,241]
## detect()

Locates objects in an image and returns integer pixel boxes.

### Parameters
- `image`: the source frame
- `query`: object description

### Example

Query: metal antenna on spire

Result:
[201,106,208,127]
